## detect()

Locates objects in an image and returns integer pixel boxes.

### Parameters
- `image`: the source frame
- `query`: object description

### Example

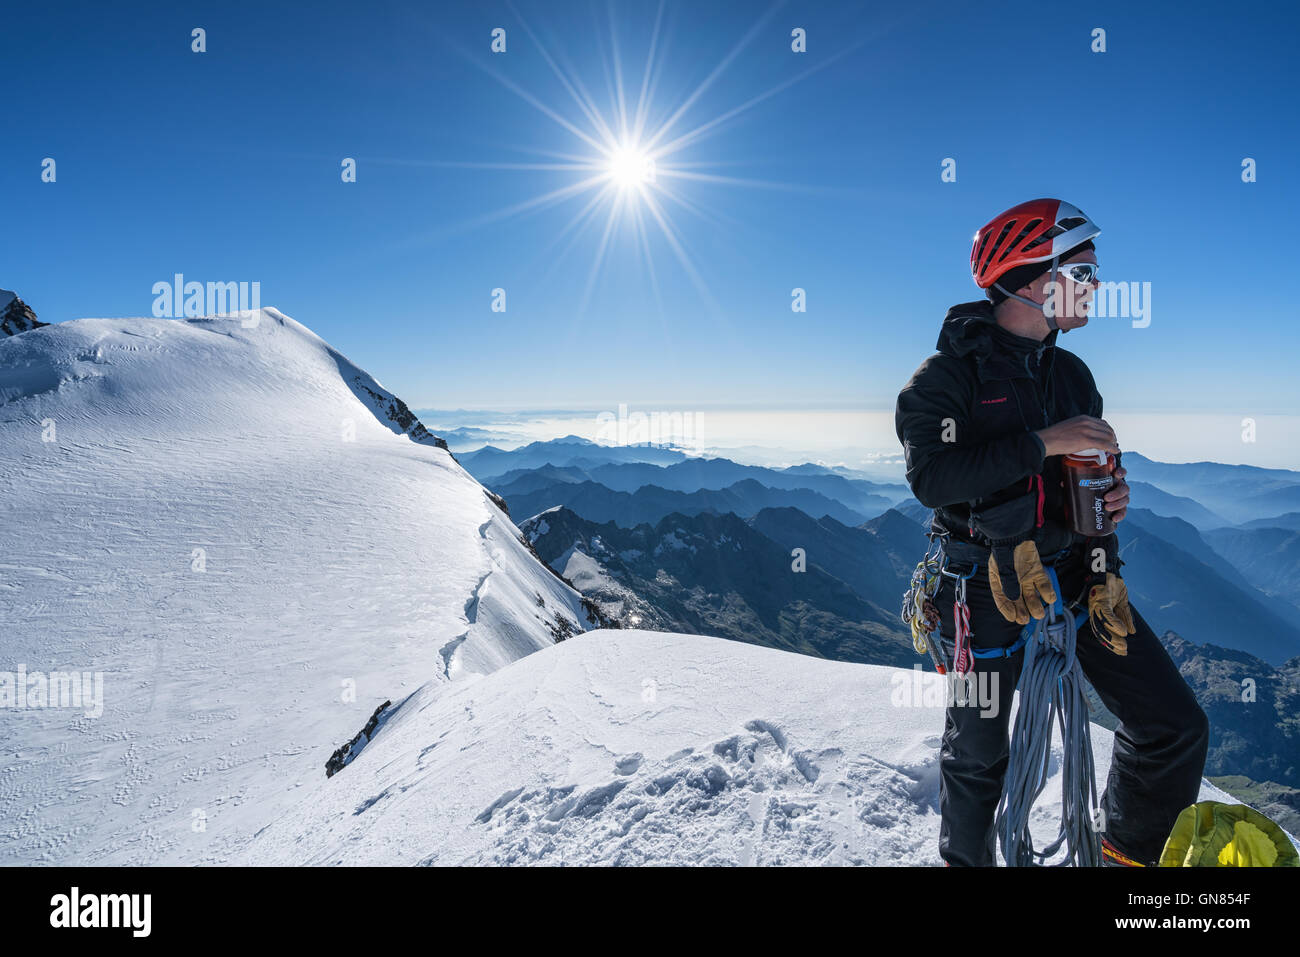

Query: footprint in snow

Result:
[614,753,643,775]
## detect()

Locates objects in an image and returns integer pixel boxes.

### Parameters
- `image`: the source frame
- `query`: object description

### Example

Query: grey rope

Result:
[993,603,1103,866]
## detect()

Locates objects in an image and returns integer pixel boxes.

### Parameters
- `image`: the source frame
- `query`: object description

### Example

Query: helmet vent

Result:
[983,221,1016,274]
[1042,216,1088,241]
[998,218,1043,263]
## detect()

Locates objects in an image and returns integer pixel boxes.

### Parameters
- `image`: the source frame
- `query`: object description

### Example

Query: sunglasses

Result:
[1057,262,1100,284]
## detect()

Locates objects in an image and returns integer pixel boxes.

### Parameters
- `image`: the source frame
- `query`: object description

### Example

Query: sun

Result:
[440,2,863,311]
[606,143,654,190]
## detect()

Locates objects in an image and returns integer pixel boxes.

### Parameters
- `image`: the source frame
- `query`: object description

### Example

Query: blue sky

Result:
[5,0,1299,431]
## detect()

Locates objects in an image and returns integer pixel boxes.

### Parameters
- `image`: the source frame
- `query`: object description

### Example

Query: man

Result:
[894,198,1209,867]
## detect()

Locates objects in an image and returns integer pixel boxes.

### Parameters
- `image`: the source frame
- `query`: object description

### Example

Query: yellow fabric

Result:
[1087,573,1135,655]
[988,541,1056,625]
[1216,822,1279,867]
[1159,801,1299,867]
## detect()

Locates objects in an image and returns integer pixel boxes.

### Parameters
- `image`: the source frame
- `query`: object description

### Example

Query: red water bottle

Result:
[1063,449,1116,537]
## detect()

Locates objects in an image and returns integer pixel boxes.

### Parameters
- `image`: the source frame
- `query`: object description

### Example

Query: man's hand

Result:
[1104,464,1129,523]
[1034,415,1120,458]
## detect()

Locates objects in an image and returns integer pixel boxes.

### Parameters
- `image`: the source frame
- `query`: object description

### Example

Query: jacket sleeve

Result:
[895,354,1046,509]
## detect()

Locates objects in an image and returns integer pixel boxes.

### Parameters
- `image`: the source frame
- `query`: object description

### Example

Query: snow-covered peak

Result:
[0,308,593,864]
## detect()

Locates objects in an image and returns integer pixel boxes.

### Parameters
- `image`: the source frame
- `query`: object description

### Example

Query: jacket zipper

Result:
[1024,346,1049,428]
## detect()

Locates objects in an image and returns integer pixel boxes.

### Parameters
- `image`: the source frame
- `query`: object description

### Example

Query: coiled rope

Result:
[994,566,1103,867]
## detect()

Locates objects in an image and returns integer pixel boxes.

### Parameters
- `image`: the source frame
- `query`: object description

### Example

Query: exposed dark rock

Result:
[325,700,392,778]
[485,488,510,517]
[547,610,579,642]
[0,290,47,338]
[351,378,448,451]
[582,595,618,629]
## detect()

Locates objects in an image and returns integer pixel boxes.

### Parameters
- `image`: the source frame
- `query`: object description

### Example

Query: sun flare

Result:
[450,2,856,311]
[606,144,654,190]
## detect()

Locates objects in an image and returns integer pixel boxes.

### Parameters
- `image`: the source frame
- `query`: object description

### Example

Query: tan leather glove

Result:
[988,540,1057,625]
[1087,572,1136,655]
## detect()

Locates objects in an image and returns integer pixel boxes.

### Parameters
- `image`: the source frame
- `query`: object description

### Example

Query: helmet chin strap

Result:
[993,256,1061,334]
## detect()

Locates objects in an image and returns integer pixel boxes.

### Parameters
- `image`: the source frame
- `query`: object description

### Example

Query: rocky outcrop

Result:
[325,700,393,778]
[0,290,47,338]
[350,378,449,451]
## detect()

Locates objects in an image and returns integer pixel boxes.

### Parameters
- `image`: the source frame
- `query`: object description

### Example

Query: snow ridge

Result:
[0,308,591,864]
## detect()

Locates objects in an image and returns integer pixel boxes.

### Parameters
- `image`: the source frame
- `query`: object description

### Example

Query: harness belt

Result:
[934,547,1090,660]
[901,529,1092,674]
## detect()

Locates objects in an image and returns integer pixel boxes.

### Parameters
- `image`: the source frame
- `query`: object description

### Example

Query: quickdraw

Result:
[900,529,948,673]
[951,569,973,675]
[900,528,978,675]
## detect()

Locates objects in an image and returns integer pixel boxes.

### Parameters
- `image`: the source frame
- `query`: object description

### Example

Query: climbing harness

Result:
[994,564,1102,867]
[902,528,1081,673]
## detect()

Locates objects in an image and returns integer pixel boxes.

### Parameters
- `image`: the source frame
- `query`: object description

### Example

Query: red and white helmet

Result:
[970,199,1100,289]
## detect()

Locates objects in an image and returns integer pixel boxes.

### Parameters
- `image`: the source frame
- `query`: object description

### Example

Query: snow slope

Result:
[238,629,1265,866]
[0,310,591,864]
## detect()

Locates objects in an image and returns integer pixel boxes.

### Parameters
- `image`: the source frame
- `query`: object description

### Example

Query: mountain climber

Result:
[894,198,1209,867]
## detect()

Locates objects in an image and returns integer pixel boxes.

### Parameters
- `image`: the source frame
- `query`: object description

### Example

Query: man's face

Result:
[1018,248,1100,332]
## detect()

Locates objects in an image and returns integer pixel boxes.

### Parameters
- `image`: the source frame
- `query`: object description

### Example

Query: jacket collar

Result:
[936,300,1059,382]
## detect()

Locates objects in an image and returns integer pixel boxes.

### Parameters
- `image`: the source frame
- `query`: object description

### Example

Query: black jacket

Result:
[895,300,1118,568]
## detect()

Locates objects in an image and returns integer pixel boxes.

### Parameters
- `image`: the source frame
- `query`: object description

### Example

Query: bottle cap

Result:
[1068,448,1110,466]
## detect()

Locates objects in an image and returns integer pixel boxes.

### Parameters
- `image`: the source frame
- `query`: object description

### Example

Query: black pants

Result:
[933,555,1209,866]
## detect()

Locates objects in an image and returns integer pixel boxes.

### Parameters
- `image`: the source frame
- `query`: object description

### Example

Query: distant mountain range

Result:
[1203,524,1300,616]
[1120,451,1300,527]
[460,437,688,476]
[1117,509,1300,663]
[472,438,1300,665]
[1163,634,1300,790]
[499,476,878,528]
[463,440,1300,533]
[521,506,914,668]
[462,440,911,514]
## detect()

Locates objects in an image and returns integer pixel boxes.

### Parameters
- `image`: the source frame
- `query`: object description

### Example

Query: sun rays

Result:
[417,0,866,312]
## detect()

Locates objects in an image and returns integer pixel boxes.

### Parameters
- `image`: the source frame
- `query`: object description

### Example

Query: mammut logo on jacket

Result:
[981,396,1008,404]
